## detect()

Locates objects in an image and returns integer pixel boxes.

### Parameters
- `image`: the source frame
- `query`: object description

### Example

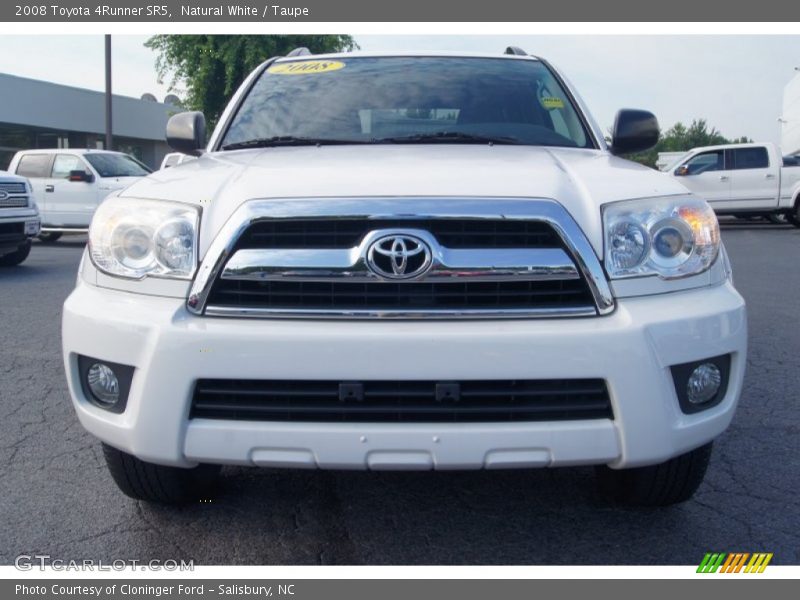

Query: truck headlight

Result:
[89,197,200,280]
[603,197,719,279]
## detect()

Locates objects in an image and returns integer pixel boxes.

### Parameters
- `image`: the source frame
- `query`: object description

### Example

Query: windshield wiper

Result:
[373,131,520,145]
[222,136,368,150]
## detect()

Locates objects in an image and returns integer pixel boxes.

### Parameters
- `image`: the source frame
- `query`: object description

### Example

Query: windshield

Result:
[221,57,594,149]
[84,153,151,178]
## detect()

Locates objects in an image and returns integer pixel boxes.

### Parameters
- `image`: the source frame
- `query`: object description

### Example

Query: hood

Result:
[98,176,144,194]
[120,145,690,256]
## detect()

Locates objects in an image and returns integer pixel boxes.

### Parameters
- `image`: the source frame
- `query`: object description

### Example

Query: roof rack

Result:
[287,47,312,57]
[504,46,528,56]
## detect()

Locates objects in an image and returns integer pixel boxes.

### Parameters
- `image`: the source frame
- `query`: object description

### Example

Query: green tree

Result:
[625,119,752,168]
[145,35,358,128]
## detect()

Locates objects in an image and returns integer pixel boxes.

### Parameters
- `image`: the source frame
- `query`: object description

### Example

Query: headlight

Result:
[89,197,200,280]
[603,196,719,279]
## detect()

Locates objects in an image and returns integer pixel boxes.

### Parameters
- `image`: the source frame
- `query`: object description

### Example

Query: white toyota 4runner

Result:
[62,50,747,506]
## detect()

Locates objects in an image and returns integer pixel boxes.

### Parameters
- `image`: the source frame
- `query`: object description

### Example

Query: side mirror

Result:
[610,109,659,156]
[166,111,206,156]
[675,165,690,177]
[68,169,94,183]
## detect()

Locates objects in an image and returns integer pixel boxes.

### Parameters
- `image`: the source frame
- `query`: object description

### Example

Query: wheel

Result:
[595,442,713,507]
[37,232,62,243]
[766,214,787,224]
[0,240,32,267]
[789,205,800,228]
[102,443,221,505]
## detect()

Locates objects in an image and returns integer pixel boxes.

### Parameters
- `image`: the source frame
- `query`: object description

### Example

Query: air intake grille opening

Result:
[235,218,564,250]
[0,222,25,247]
[191,379,613,423]
[208,278,594,311]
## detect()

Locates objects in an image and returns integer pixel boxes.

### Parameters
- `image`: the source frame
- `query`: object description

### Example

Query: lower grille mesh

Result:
[208,279,594,311]
[0,222,25,247]
[191,379,613,423]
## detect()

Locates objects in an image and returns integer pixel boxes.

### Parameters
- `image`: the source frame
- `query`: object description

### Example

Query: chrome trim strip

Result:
[40,227,89,234]
[221,229,580,283]
[187,197,615,318]
[202,305,599,320]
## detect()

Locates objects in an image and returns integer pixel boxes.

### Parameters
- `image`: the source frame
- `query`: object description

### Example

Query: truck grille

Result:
[0,197,28,208]
[188,198,615,319]
[190,378,613,423]
[0,181,29,208]
[0,182,26,194]
[236,219,564,250]
[208,278,593,311]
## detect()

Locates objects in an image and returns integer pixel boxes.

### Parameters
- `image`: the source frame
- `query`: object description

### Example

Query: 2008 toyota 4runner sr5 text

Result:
[62,50,747,506]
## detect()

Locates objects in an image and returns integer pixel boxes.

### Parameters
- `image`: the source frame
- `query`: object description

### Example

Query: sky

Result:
[0,34,797,146]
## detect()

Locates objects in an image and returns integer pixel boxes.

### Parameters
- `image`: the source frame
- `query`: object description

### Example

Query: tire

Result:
[595,442,713,507]
[789,205,800,228]
[766,214,786,224]
[0,240,32,267]
[102,443,221,505]
[37,232,62,243]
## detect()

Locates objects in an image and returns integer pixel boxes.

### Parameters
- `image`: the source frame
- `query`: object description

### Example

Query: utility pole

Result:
[104,35,112,151]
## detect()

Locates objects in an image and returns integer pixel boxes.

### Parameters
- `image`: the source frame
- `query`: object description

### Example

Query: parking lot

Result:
[1,220,798,566]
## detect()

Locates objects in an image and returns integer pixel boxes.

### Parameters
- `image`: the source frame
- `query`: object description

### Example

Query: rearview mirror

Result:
[68,170,94,183]
[166,111,206,156]
[675,165,689,177]
[610,109,659,156]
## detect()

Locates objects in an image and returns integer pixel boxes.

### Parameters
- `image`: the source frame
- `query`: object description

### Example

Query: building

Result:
[0,72,176,170]
[781,71,800,156]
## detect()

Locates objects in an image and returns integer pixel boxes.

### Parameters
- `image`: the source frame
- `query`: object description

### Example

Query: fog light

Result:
[686,363,722,405]
[87,363,120,406]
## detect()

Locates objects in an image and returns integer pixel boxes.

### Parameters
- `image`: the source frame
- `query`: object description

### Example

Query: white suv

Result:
[62,50,747,506]
[8,149,151,242]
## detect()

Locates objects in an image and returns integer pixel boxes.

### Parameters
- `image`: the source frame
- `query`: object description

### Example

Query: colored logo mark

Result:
[697,552,773,573]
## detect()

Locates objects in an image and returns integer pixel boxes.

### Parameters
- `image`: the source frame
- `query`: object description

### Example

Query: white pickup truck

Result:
[0,170,40,266]
[62,49,747,507]
[7,149,151,242]
[669,142,800,225]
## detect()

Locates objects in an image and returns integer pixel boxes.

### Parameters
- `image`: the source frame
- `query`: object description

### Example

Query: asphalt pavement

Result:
[1,220,798,565]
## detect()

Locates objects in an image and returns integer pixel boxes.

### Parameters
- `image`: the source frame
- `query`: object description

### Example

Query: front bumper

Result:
[62,278,747,470]
[0,210,40,250]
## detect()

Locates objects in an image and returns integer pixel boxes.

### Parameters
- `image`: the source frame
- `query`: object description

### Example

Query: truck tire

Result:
[102,443,221,505]
[37,232,62,243]
[595,442,713,506]
[788,204,800,228]
[0,240,32,267]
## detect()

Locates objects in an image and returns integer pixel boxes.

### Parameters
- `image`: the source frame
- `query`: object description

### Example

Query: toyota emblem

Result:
[366,234,433,280]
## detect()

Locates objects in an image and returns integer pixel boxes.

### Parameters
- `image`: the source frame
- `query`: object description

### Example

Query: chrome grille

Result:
[0,181,29,209]
[0,182,26,194]
[188,198,615,319]
[235,218,563,249]
[0,196,29,208]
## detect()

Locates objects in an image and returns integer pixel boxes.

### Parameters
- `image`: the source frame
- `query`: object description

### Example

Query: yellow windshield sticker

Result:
[540,97,564,110]
[268,60,346,75]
